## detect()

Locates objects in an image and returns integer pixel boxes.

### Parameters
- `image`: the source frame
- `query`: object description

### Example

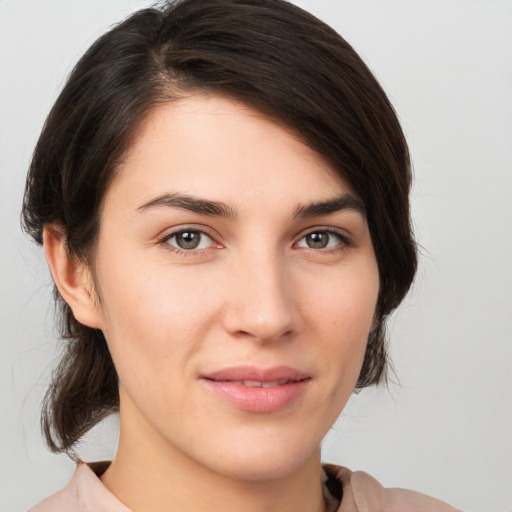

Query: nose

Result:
[222,249,301,343]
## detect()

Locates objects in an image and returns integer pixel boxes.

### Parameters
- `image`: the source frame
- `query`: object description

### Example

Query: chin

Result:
[196,434,322,482]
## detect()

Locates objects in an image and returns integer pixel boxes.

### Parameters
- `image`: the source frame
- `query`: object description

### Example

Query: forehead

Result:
[107,94,354,214]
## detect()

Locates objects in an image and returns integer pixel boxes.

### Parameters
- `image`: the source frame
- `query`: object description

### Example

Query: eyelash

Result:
[157,226,221,256]
[294,228,354,254]
[157,226,354,256]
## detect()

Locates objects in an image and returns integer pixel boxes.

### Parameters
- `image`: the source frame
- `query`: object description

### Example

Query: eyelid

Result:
[294,226,354,250]
[157,224,223,252]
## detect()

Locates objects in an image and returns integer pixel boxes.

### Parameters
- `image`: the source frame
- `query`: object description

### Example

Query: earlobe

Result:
[43,225,103,329]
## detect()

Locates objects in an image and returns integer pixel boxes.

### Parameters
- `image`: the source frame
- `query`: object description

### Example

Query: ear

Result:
[43,225,103,329]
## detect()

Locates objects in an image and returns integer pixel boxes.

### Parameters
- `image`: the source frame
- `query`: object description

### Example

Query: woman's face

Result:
[88,95,379,480]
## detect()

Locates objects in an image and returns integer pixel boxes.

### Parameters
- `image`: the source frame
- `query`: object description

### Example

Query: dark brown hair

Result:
[22,0,417,455]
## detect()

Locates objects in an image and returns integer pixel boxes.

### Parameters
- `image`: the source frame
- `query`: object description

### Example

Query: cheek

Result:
[308,264,379,337]
[304,264,378,383]
[95,256,222,389]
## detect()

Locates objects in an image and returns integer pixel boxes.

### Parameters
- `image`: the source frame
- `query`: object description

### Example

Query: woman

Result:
[23,0,459,510]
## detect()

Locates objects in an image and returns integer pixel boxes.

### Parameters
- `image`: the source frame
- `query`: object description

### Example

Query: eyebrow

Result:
[136,192,365,219]
[293,193,366,218]
[137,193,236,217]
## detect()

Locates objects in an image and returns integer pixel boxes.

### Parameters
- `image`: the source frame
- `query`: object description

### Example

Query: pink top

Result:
[29,461,461,511]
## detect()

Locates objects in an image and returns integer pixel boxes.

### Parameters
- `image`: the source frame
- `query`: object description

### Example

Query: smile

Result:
[200,366,311,413]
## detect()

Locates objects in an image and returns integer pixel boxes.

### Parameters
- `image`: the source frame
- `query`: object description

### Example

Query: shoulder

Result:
[29,462,131,512]
[323,463,462,512]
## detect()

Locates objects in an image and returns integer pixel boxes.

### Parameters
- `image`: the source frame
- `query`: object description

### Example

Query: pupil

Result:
[307,232,328,248]
[177,231,200,249]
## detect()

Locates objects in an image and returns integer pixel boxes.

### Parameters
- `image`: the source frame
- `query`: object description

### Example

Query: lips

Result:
[200,365,310,413]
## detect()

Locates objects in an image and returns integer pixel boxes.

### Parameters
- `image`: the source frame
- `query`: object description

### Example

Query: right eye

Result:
[164,229,216,251]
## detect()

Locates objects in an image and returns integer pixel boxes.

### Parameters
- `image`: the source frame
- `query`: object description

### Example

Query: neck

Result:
[101,403,325,512]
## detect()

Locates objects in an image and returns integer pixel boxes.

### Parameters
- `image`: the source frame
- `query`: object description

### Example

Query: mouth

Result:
[223,379,296,388]
[201,365,310,383]
[200,365,311,413]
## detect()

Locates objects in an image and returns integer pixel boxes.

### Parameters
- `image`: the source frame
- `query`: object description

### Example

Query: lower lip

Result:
[201,379,310,413]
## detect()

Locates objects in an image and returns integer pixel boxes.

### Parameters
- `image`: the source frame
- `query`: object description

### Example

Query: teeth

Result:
[229,380,288,388]
[261,380,285,388]
[220,379,291,387]
[243,380,262,387]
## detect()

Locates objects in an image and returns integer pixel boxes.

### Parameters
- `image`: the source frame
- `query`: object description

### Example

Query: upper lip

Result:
[200,365,310,383]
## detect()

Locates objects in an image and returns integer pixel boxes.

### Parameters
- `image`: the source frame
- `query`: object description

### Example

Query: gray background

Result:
[1,1,511,511]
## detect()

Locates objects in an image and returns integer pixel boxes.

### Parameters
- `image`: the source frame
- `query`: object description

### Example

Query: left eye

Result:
[296,231,342,250]
[166,230,214,251]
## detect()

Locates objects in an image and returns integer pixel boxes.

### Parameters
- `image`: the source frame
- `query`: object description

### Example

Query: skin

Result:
[44,94,380,512]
